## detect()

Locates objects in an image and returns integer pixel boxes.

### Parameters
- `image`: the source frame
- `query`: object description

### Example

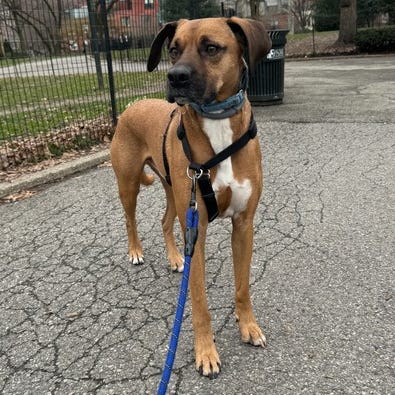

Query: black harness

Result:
[162,111,258,222]
[162,109,177,186]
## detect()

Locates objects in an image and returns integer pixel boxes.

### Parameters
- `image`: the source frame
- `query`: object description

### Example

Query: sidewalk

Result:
[0,56,394,394]
[0,150,109,199]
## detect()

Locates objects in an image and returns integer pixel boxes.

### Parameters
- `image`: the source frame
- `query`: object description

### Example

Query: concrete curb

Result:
[0,149,110,198]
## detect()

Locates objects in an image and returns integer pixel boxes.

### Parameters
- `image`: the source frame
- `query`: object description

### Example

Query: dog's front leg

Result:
[189,229,221,378]
[232,214,267,347]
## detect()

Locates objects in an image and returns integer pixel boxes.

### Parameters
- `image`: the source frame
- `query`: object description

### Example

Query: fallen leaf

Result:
[98,161,112,168]
[1,190,36,203]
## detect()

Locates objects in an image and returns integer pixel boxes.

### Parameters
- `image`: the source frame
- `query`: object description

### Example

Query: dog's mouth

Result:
[173,97,190,105]
[166,86,216,107]
[166,90,193,106]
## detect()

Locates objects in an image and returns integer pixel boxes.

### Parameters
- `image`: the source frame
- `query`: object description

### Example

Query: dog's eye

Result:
[206,45,219,56]
[169,47,179,59]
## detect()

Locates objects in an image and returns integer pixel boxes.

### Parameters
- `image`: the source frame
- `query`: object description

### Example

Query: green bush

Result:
[355,26,395,53]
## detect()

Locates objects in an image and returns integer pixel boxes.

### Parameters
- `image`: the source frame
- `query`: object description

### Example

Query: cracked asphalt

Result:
[1,56,394,394]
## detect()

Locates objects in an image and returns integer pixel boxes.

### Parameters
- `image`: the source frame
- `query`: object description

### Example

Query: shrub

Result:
[355,26,395,53]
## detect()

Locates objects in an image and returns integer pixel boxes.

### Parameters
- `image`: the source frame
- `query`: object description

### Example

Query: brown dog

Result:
[110,17,271,378]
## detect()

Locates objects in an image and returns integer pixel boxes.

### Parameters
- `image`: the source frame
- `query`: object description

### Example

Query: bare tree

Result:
[249,0,261,19]
[0,31,4,56]
[0,0,28,54]
[1,0,65,55]
[86,0,120,90]
[290,0,312,32]
[337,0,357,44]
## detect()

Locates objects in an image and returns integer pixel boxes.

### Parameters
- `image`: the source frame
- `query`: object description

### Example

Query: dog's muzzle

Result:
[167,64,193,104]
[167,64,212,105]
[168,64,192,89]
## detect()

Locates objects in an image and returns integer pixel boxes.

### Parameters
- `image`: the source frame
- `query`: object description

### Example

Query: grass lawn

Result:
[287,30,338,41]
[0,70,165,109]
[0,92,164,138]
[0,57,29,67]
[0,70,166,139]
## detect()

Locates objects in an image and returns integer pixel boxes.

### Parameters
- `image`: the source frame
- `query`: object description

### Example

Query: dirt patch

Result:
[1,116,113,180]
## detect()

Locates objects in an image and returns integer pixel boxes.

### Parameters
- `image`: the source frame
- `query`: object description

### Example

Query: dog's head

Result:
[147,17,271,106]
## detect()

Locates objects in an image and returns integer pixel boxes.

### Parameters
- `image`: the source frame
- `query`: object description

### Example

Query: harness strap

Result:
[177,114,257,222]
[162,109,177,186]
[195,173,218,222]
[202,115,257,170]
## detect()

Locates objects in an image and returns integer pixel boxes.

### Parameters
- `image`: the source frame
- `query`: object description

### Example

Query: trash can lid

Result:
[268,30,289,47]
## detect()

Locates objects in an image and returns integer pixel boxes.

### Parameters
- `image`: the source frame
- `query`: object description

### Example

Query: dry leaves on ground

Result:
[0,190,36,203]
[286,32,356,57]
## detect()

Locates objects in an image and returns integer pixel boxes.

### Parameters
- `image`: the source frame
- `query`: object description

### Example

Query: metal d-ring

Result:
[186,167,203,180]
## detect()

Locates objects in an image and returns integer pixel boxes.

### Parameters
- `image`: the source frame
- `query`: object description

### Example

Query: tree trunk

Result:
[249,0,260,19]
[337,0,357,44]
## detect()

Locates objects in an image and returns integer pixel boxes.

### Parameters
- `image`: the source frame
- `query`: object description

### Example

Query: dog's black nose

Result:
[167,65,192,87]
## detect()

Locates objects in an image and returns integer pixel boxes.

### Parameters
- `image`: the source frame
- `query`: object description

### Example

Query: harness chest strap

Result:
[177,114,258,222]
[162,110,257,221]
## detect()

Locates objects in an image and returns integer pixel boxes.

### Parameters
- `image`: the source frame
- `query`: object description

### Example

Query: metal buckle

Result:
[186,167,204,211]
[186,167,203,180]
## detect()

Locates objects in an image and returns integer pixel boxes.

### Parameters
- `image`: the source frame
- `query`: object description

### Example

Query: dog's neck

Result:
[188,61,249,120]
[189,90,246,120]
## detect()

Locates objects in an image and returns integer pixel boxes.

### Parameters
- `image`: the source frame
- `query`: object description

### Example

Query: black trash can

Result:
[248,29,289,105]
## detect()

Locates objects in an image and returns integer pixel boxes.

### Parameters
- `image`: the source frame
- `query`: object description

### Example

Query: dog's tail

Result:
[140,171,155,186]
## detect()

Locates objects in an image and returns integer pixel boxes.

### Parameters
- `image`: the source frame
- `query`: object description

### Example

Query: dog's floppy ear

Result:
[147,21,178,72]
[227,17,272,70]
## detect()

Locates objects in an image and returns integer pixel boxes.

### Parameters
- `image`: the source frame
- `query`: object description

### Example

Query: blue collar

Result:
[189,90,246,119]
[188,62,249,120]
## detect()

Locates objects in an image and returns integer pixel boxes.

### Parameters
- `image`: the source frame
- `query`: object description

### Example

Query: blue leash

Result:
[157,173,200,395]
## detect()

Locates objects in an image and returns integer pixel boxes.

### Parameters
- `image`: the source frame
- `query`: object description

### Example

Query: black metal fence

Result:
[1,0,288,172]
[0,0,184,170]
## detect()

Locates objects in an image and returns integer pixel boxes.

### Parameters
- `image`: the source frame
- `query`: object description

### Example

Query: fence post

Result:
[99,0,117,125]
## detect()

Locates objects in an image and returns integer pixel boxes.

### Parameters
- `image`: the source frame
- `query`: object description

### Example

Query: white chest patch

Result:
[203,118,252,217]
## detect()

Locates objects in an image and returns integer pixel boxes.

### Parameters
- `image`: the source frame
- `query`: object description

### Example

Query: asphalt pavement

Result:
[0,55,166,79]
[0,56,394,394]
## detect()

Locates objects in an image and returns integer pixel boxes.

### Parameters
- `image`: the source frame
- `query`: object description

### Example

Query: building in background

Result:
[219,0,290,30]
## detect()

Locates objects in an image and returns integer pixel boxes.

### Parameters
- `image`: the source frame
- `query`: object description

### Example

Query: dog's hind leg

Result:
[161,183,184,272]
[111,135,149,265]
[117,173,145,264]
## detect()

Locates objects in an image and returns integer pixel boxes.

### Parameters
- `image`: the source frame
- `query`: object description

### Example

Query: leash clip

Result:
[186,167,203,180]
[186,167,204,211]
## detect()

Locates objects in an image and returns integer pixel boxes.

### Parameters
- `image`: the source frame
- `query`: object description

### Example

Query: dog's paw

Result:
[128,252,144,265]
[168,252,184,273]
[238,320,267,348]
[195,343,221,379]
